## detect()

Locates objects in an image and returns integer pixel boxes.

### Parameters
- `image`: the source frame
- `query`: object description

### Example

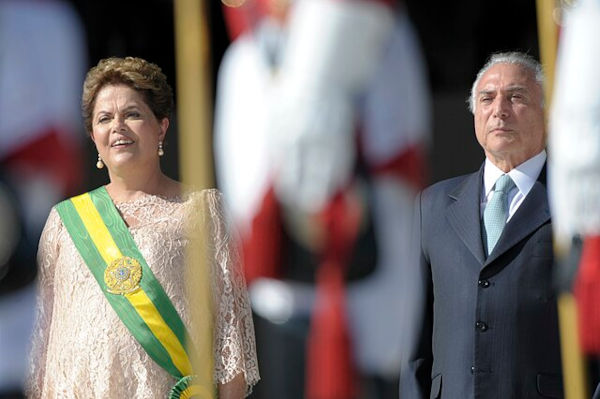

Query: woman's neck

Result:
[104,166,178,203]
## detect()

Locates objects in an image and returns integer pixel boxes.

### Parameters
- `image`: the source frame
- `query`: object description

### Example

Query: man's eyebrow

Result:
[477,89,496,97]
[504,85,528,93]
[478,86,528,97]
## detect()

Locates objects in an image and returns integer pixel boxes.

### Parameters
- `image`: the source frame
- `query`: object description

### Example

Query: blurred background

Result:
[77,0,539,188]
[0,0,540,398]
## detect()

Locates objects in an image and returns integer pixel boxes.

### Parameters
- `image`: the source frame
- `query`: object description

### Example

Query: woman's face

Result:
[91,84,168,174]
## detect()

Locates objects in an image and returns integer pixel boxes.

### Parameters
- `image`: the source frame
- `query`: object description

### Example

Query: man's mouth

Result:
[490,127,512,134]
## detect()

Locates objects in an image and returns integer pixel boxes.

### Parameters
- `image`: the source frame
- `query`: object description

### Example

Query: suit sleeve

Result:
[398,192,434,398]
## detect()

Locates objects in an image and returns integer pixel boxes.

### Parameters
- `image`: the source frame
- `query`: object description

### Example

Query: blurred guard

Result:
[549,0,600,395]
[0,1,86,396]
[0,170,35,398]
[215,0,431,397]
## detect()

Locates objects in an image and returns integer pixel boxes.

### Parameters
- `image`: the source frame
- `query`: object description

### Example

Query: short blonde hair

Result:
[82,57,173,134]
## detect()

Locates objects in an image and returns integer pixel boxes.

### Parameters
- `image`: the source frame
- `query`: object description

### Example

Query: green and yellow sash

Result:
[56,187,212,399]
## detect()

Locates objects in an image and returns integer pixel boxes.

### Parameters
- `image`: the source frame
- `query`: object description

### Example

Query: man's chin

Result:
[486,141,518,155]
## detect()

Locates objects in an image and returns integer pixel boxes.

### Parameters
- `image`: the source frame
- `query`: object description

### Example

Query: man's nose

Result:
[493,97,509,119]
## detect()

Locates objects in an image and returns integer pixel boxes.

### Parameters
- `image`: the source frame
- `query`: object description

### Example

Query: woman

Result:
[27,57,259,398]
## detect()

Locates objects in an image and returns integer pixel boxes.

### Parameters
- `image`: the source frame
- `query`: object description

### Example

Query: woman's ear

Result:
[159,118,169,142]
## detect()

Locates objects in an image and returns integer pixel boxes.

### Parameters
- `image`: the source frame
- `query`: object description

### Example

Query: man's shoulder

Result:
[422,171,479,199]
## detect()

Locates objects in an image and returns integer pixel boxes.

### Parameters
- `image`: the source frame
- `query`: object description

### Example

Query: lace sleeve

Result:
[201,189,260,393]
[26,207,61,398]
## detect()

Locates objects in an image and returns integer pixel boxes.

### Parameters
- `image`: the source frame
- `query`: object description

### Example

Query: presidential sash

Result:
[56,187,213,399]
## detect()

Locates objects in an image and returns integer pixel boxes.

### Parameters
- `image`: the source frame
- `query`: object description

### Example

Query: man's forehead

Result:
[478,63,535,89]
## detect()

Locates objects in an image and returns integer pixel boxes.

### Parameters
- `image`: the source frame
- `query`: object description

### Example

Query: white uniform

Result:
[215,0,431,385]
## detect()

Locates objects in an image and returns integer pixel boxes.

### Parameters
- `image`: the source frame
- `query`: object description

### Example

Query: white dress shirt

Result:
[481,150,547,222]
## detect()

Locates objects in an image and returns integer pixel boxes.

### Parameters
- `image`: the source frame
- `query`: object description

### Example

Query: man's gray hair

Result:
[467,51,545,114]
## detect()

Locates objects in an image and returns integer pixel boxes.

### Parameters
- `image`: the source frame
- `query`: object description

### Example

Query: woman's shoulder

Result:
[44,205,62,228]
[184,188,224,209]
[186,187,222,200]
[38,205,67,255]
[183,188,229,227]
[46,187,107,233]
[48,188,96,222]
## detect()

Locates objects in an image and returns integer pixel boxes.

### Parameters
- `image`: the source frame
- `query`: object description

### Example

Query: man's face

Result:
[474,63,545,169]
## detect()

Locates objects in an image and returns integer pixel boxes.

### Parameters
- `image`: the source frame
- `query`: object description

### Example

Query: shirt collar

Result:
[483,150,546,197]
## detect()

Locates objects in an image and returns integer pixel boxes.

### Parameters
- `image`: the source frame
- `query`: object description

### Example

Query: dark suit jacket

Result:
[399,164,563,399]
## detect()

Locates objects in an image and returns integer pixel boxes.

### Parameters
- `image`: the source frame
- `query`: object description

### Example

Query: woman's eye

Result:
[98,116,110,123]
[127,111,140,118]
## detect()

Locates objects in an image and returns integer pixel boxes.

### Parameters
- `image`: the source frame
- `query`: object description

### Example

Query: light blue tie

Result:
[483,174,516,255]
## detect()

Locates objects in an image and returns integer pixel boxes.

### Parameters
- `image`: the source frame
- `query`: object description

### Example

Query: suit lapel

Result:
[446,166,486,265]
[484,167,551,265]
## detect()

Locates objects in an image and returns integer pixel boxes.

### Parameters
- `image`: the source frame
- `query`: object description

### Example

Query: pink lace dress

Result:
[27,189,259,398]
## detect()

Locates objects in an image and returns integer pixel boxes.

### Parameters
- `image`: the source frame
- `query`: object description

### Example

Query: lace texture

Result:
[27,189,259,398]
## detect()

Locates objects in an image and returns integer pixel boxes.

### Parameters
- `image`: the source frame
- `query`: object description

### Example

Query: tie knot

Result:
[494,174,515,194]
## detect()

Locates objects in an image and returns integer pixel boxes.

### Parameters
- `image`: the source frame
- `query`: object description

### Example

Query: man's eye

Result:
[481,97,492,103]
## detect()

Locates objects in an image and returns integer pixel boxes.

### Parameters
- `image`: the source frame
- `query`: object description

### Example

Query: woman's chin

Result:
[106,155,139,171]
[106,154,160,175]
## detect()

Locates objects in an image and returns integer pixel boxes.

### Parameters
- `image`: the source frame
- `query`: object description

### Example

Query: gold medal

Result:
[104,256,142,295]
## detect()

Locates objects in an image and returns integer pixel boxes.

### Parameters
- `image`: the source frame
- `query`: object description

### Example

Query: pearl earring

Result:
[96,154,104,169]
[158,141,164,157]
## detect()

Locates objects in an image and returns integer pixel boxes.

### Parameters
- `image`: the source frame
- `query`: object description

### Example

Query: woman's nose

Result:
[111,115,126,132]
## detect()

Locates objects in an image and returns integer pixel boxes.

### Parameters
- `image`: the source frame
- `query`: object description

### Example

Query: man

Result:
[399,52,563,399]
